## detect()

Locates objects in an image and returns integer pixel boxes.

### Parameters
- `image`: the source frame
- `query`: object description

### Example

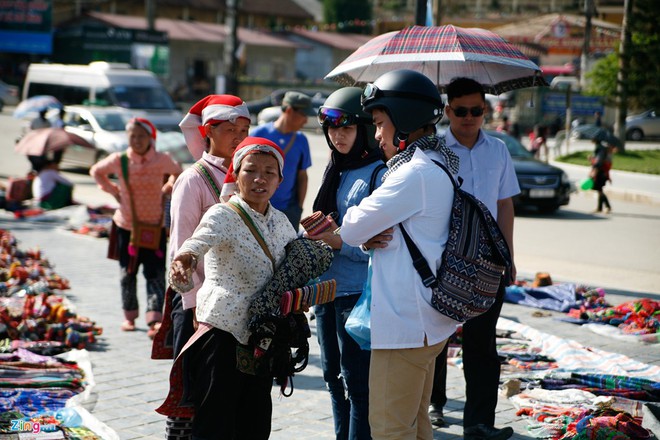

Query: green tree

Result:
[585,0,660,111]
[323,0,372,33]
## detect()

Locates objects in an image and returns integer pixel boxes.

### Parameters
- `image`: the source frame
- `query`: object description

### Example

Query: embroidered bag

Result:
[120,153,162,250]
[401,160,512,323]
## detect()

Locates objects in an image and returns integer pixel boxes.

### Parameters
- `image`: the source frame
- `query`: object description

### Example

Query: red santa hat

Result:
[179,94,250,160]
[220,137,284,202]
[126,117,157,147]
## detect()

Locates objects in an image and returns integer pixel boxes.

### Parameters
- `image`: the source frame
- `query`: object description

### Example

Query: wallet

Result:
[300,211,333,235]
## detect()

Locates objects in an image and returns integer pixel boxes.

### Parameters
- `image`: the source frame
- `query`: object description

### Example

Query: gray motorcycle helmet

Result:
[361,69,443,143]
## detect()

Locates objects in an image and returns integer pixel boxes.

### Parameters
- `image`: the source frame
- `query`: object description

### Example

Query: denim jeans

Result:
[316,295,371,440]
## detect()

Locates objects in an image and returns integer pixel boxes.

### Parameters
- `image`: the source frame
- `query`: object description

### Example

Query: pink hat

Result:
[179,94,250,160]
[220,137,284,202]
[126,117,157,147]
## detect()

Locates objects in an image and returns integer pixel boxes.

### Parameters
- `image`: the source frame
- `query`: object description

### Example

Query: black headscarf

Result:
[312,124,382,216]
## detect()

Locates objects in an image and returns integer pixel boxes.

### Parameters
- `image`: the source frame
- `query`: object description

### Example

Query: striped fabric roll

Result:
[280,280,337,315]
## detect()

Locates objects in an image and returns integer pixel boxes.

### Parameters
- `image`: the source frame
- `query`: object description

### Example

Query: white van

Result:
[22,62,182,132]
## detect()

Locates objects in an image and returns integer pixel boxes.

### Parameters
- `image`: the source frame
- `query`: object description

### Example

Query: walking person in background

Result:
[589,132,612,214]
[161,94,250,439]
[341,69,461,440]
[166,137,296,440]
[306,87,385,440]
[250,91,315,229]
[91,118,182,336]
[430,77,519,440]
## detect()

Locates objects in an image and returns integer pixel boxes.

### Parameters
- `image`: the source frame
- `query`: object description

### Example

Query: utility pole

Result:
[614,0,633,152]
[580,0,594,90]
[223,0,239,95]
[415,0,427,26]
[145,0,155,31]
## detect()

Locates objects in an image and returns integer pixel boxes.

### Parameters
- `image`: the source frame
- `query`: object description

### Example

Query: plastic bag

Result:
[579,177,594,190]
[345,255,373,350]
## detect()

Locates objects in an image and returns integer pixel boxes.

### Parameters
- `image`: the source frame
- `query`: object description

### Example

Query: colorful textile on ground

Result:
[511,389,653,439]
[279,280,337,315]
[566,298,660,343]
[541,373,660,402]
[497,318,660,381]
[0,229,102,350]
[0,388,76,418]
[504,282,611,313]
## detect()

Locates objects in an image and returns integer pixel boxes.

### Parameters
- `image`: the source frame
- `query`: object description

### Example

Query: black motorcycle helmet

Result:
[318,87,378,153]
[361,69,443,148]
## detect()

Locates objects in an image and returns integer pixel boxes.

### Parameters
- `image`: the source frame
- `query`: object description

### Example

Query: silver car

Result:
[626,109,659,141]
[51,105,192,169]
[54,105,132,168]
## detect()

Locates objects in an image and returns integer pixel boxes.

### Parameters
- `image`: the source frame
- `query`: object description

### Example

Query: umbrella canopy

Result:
[15,128,94,156]
[576,125,623,148]
[13,95,63,119]
[325,25,549,94]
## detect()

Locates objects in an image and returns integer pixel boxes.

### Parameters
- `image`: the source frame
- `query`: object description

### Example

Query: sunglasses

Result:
[317,107,370,128]
[448,105,485,118]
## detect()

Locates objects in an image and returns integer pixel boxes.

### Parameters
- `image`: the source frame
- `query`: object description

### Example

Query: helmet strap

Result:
[395,132,408,151]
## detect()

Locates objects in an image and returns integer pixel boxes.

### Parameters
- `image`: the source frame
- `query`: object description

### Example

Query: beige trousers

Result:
[369,339,447,440]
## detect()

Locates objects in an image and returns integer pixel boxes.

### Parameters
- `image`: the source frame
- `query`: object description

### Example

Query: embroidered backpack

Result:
[401,160,512,323]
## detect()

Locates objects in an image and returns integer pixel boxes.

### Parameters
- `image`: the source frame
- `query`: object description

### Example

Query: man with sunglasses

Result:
[429,77,519,440]
[251,91,315,228]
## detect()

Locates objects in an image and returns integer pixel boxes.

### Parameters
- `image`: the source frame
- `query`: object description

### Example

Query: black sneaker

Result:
[428,404,445,427]
[463,424,513,440]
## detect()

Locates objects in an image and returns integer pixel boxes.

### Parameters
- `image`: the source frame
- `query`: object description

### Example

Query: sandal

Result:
[147,322,161,340]
[121,320,136,332]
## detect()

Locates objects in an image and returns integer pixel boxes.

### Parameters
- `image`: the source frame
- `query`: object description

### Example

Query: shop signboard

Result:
[0,0,53,54]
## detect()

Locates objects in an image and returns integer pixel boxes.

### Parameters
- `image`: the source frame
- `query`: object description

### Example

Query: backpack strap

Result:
[400,225,436,288]
[368,163,387,194]
[431,160,461,189]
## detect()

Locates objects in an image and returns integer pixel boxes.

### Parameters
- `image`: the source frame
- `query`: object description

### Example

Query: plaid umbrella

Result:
[325,25,549,94]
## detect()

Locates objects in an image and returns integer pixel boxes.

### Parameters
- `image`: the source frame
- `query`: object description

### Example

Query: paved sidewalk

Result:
[2,215,658,440]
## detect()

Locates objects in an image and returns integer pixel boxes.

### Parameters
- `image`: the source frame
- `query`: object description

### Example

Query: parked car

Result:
[626,109,659,141]
[0,79,20,112]
[488,130,571,213]
[437,126,571,213]
[46,105,192,169]
[51,105,132,168]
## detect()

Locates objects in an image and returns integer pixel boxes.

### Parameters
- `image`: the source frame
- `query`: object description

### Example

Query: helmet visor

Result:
[318,107,369,128]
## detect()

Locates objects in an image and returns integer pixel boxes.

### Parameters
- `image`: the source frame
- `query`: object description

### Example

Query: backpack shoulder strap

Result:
[431,160,460,190]
[368,163,387,194]
[400,224,436,288]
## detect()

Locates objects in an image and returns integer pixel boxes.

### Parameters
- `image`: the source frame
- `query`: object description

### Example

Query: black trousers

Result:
[431,280,506,428]
[187,328,273,440]
[171,292,195,358]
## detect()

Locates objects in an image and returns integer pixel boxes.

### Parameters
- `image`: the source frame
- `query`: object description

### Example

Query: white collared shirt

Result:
[443,129,520,217]
[342,149,459,349]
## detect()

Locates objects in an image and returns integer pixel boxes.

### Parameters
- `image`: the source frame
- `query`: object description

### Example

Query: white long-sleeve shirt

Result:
[341,149,459,349]
[176,195,297,345]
